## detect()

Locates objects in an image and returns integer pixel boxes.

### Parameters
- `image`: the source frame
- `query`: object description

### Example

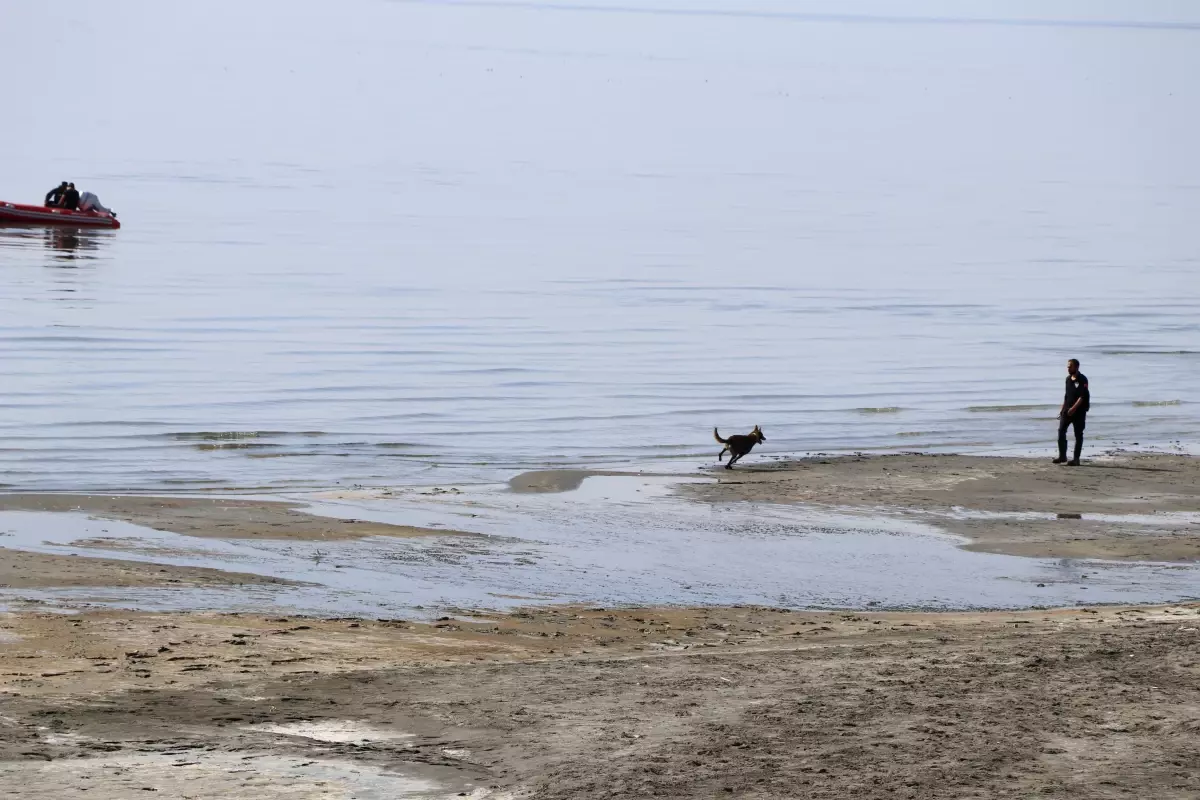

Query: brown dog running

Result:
[714,425,765,469]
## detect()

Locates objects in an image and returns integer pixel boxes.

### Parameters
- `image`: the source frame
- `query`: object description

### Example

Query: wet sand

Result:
[507,469,661,493]
[0,494,471,542]
[1,454,1198,796]
[0,549,301,590]
[0,602,1197,799]
[685,452,1200,561]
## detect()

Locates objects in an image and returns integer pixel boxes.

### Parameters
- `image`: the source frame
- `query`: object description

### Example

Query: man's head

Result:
[1067,358,1080,376]
[67,183,75,189]
[59,181,68,188]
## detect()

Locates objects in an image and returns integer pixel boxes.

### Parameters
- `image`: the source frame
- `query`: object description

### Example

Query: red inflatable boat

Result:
[0,201,121,229]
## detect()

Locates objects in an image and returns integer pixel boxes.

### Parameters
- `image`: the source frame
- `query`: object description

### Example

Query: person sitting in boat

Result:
[44,181,68,208]
[61,183,80,211]
[78,191,116,217]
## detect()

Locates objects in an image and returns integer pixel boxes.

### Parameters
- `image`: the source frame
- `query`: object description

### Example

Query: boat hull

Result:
[0,201,121,229]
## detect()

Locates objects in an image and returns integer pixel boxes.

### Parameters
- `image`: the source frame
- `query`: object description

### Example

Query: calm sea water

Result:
[2,1,1198,492]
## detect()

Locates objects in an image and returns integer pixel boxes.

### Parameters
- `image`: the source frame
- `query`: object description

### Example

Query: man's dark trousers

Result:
[1058,413,1086,462]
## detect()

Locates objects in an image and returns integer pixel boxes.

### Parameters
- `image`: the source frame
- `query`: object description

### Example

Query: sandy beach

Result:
[1,453,1199,798]
[1,602,1197,799]
[0,494,470,542]
[688,452,1200,561]
[0,549,302,591]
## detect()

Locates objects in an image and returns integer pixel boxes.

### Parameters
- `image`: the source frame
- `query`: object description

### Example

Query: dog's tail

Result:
[713,427,727,444]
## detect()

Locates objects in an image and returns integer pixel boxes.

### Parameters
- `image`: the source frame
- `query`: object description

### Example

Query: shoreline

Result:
[0,454,1197,796]
[684,452,1200,562]
[0,452,1196,598]
[0,493,474,542]
[0,549,304,591]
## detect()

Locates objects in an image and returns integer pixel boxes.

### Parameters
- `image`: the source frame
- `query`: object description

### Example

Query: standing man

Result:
[1055,358,1089,465]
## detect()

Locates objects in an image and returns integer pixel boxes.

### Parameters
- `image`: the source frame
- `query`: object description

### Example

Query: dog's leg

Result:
[717,447,728,462]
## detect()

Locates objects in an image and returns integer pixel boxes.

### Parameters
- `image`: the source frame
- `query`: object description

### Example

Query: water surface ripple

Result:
[1,1,1197,491]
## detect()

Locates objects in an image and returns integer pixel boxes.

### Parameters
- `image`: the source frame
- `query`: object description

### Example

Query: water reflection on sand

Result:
[1,475,1197,617]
